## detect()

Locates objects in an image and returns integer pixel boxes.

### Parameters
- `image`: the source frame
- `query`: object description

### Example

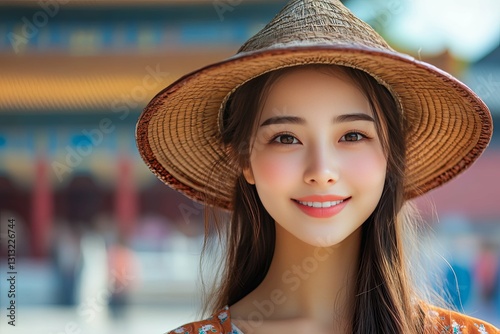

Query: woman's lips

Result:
[292,196,350,218]
[294,194,348,202]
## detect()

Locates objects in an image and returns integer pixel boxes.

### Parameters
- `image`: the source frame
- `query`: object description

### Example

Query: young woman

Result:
[136,0,498,333]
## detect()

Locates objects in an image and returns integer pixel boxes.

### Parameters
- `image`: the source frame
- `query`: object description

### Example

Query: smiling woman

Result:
[135,0,497,333]
[240,66,387,249]
[220,64,406,333]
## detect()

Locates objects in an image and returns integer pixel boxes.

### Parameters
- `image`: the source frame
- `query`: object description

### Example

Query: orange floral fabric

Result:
[423,305,499,334]
[166,304,499,334]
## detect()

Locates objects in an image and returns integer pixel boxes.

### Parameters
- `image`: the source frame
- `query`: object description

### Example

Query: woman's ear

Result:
[242,166,255,185]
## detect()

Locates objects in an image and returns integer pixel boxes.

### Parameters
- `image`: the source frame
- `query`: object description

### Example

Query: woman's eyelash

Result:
[268,132,299,144]
[340,130,371,142]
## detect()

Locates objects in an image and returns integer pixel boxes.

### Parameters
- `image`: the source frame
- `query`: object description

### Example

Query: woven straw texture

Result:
[136,0,492,210]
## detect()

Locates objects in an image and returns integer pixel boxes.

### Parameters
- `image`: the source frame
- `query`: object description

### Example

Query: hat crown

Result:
[238,0,392,53]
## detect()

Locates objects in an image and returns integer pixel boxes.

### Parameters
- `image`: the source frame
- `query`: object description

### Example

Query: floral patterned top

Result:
[166,304,498,334]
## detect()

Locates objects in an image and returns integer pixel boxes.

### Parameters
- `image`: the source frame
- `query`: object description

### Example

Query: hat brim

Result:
[136,45,492,210]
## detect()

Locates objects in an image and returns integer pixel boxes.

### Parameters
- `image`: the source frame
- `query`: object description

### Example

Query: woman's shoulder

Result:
[424,304,499,333]
[166,306,239,334]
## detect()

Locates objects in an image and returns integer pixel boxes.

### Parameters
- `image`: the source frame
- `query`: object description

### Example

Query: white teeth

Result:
[298,200,344,208]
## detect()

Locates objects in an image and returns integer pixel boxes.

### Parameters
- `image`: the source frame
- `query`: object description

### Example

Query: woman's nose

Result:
[303,146,340,186]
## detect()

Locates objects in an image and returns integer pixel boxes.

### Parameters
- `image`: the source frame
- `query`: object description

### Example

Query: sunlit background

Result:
[0,1,499,333]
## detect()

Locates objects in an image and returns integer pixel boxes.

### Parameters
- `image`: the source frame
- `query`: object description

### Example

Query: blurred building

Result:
[0,0,289,259]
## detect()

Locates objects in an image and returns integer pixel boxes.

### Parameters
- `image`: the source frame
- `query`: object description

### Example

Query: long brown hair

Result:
[202,64,427,333]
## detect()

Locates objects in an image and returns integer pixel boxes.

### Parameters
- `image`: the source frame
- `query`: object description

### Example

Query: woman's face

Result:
[243,68,387,247]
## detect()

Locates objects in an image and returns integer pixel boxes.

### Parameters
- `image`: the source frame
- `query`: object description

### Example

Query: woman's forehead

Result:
[260,67,373,119]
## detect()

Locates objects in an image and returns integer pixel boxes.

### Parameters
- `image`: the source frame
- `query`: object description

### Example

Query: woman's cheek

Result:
[252,151,299,187]
[344,150,386,187]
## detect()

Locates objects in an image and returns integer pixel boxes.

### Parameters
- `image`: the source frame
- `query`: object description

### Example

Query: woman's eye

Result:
[273,134,299,144]
[341,132,365,142]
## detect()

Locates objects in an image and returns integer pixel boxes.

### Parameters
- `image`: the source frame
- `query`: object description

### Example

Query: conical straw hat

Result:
[136,0,492,210]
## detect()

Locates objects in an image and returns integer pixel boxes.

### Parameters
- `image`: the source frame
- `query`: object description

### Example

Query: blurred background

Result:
[0,0,498,333]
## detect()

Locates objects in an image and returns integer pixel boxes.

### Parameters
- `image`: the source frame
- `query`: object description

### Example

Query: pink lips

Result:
[292,195,350,218]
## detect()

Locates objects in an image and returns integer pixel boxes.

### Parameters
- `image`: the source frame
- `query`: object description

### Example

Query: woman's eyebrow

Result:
[334,113,375,123]
[260,113,374,127]
[260,115,305,127]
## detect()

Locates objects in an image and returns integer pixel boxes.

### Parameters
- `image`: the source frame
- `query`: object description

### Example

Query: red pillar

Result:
[31,156,53,257]
[114,156,138,237]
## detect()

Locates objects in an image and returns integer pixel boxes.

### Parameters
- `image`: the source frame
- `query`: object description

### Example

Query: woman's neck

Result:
[230,223,361,333]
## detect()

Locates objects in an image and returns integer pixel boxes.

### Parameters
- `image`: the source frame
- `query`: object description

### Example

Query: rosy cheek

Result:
[251,151,299,187]
[343,150,386,186]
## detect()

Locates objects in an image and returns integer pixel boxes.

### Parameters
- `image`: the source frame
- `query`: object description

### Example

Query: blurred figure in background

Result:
[474,240,500,316]
[107,233,139,320]
[52,174,106,308]
[50,220,82,306]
